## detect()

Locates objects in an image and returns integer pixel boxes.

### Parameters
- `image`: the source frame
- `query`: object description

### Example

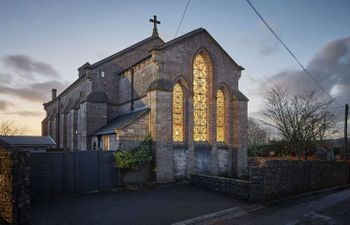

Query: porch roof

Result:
[93,107,150,136]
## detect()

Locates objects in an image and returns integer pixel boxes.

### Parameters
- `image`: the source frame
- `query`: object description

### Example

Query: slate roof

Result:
[233,90,249,101]
[0,136,56,146]
[93,108,150,136]
[90,36,164,68]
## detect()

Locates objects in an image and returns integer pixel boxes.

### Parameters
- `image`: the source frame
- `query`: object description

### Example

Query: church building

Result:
[42,16,249,182]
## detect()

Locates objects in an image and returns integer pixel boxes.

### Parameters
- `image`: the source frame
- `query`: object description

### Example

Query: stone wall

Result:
[191,174,250,200]
[191,160,350,202]
[0,141,30,225]
[249,160,350,202]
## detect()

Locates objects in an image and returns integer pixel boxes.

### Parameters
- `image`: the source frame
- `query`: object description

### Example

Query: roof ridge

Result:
[157,28,205,50]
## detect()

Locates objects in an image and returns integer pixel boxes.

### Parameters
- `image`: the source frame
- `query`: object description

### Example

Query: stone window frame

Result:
[172,76,190,147]
[191,49,214,144]
[215,83,232,147]
[172,82,185,142]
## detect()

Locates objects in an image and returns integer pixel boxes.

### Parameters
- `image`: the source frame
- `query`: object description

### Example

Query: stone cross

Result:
[150,15,161,36]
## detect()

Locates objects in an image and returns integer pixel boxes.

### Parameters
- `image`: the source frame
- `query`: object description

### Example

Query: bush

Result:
[114,134,152,170]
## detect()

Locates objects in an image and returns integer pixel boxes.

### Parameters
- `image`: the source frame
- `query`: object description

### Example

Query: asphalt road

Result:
[29,186,249,225]
[225,187,350,225]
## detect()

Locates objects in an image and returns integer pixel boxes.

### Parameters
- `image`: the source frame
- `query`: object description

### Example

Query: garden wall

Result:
[191,174,250,199]
[191,160,350,202]
[0,140,30,225]
[250,160,350,201]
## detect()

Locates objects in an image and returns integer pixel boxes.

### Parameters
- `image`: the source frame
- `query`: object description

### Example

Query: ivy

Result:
[114,134,152,170]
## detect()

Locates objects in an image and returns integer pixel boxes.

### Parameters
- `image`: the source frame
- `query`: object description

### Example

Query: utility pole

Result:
[345,104,349,159]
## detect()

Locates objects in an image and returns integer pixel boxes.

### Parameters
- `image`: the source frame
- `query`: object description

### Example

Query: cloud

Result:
[257,37,350,102]
[0,72,12,84]
[0,100,14,111]
[4,111,44,117]
[0,80,69,102]
[2,54,59,78]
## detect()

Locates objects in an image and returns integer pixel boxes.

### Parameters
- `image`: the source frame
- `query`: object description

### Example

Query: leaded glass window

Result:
[173,83,184,142]
[216,89,225,142]
[193,54,208,141]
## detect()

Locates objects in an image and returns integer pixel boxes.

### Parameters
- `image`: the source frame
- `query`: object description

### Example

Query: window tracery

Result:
[173,83,184,142]
[216,89,225,142]
[193,54,208,141]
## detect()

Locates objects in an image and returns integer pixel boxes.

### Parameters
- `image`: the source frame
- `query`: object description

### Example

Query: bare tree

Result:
[248,118,269,147]
[0,120,28,136]
[261,86,335,160]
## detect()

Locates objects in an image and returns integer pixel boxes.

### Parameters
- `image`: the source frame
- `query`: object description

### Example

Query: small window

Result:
[100,71,105,77]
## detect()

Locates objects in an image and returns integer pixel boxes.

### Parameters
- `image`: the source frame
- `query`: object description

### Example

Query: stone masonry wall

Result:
[191,160,350,203]
[118,113,150,151]
[191,174,250,200]
[250,160,350,202]
[0,141,30,225]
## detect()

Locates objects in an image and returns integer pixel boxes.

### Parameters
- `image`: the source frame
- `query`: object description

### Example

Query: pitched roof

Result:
[93,108,150,136]
[233,90,249,101]
[0,136,56,146]
[90,36,164,68]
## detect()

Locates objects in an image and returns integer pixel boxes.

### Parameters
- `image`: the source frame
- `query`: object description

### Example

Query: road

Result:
[226,187,350,225]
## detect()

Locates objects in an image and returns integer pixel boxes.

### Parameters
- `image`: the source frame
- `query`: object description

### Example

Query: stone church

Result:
[42,16,249,182]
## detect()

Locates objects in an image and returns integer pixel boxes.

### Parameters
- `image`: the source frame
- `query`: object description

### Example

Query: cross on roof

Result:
[150,15,161,36]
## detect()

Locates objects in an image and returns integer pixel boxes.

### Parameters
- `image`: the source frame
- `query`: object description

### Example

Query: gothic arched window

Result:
[173,83,184,142]
[193,54,208,141]
[216,89,225,142]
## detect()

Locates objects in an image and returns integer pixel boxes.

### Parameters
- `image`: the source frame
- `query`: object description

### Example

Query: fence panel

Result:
[30,151,118,199]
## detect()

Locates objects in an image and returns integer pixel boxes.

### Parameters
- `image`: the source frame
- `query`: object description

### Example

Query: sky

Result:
[0,0,349,135]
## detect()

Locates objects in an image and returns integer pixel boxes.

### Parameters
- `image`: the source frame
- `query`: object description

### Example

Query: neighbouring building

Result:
[42,16,249,181]
[0,135,56,152]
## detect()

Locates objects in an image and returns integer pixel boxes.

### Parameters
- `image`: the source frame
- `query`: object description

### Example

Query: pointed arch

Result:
[193,51,212,142]
[172,82,184,142]
[216,89,225,142]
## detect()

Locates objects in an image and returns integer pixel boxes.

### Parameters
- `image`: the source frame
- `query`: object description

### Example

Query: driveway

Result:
[30,185,250,225]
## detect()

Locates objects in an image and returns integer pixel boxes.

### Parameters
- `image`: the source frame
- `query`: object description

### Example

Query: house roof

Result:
[93,108,150,136]
[0,136,56,146]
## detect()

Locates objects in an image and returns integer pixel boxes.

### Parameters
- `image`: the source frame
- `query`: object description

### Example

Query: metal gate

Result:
[30,151,118,199]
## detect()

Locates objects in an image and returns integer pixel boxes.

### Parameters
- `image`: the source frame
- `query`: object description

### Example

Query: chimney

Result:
[51,89,57,100]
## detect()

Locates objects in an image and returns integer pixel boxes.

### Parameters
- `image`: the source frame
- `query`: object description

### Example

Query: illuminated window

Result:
[173,83,184,142]
[103,136,110,151]
[216,89,225,142]
[193,54,208,141]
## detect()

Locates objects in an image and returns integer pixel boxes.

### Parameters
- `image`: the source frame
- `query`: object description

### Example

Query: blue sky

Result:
[0,0,349,135]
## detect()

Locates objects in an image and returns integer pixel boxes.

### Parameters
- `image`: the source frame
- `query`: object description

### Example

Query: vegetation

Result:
[114,134,152,170]
[247,118,270,156]
[261,86,336,160]
[0,120,28,135]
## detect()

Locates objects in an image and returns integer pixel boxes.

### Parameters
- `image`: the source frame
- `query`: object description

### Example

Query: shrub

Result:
[114,134,152,170]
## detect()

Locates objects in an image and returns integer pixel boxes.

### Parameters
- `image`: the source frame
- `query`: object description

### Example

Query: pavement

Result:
[217,187,350,225]
[29,185,250,225]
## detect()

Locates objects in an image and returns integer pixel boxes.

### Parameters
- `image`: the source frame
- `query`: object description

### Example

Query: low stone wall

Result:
[250,160,350,202]
[191,160,350,202]
[0,140,30,225]
[191,174,250,200]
